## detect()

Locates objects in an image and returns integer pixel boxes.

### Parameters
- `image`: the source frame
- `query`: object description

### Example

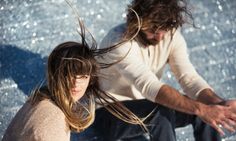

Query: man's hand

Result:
[197,101,236,136]
[197,89,236,135]
[156,85,236,136]
[224,100,236,113]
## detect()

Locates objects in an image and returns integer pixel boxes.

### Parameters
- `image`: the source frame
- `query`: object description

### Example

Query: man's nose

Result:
[146,33,155,39]
[158,32,165,37]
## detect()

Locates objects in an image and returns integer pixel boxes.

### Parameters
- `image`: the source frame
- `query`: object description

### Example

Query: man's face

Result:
[142,29,167,46]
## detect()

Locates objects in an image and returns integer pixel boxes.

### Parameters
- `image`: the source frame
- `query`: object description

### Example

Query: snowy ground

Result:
[0,0,236,140]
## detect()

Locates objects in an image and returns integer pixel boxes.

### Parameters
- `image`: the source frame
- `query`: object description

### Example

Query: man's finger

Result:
[224,118,236,130]
[221,121,235,133]
[212,123,225,136]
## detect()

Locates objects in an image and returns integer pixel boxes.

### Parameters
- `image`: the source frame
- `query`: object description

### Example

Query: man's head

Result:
[125,0,193,46]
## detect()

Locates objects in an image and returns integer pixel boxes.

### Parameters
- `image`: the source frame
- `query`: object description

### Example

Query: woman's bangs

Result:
[64,58,97,77]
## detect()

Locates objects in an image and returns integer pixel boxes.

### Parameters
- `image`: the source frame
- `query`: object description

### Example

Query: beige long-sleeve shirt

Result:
[2,99,70,141]
[98,24,211,102]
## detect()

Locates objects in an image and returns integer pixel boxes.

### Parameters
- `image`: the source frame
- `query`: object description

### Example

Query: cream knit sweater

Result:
[98,24,211,102]
[2,99,70,141]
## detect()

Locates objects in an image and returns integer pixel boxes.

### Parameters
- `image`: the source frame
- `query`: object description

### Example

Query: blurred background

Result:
[0,0,235,140]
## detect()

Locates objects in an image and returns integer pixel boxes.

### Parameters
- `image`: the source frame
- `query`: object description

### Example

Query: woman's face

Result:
[71,75,91,101]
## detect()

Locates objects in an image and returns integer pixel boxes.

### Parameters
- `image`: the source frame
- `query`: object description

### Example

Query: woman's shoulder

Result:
[30,99,68,129]
[29,100,70,140]
[2,99,70,141]
[25,99,67,129]
[36,99,64,115]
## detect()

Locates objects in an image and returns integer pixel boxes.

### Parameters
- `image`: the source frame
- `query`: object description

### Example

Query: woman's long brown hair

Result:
[29,2,147,132]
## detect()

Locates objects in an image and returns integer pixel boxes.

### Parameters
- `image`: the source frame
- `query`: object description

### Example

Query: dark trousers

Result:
[92,99,221,141]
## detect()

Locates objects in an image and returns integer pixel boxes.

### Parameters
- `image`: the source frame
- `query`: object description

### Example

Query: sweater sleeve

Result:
[103,41,164,102]
[168,30,213,99]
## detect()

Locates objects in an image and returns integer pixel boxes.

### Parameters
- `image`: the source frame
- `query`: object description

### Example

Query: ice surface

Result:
[0,0,236,140]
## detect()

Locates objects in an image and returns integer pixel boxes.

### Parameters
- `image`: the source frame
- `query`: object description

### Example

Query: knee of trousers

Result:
[147,114,176,140]
[147,109,176,133]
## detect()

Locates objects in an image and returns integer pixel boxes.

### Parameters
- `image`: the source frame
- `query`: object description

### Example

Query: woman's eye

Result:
[82,75,88,79]
[77,75,89,79]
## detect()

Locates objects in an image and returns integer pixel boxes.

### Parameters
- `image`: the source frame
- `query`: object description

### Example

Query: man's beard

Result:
[138,32,160,46]
[146,38,160,46]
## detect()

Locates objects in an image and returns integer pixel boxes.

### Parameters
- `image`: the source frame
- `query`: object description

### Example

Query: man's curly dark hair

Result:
[125,0,194,45]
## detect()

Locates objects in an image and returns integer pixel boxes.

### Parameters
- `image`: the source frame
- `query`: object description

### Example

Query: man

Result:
[93,0,236,140]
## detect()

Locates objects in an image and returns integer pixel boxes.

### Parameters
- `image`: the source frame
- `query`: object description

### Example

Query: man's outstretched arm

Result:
[155,84,236,136]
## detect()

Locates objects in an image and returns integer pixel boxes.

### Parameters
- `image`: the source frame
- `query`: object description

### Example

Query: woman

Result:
[2,20,145,141]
